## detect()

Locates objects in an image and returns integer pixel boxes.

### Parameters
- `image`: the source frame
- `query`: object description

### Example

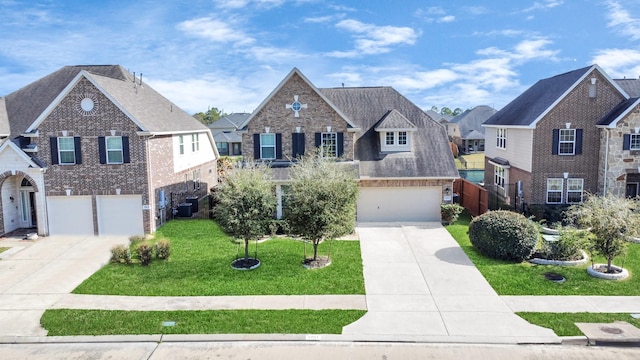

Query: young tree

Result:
[284,152,358,267]
[193,107,226,125]
[215,164,276,269]
[566,194,640,272]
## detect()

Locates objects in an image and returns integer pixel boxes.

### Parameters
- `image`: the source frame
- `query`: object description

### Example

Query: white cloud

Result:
[383,69,459,91]
[177,17,255,46]
[605,1,640,41]
[415,6,456,23]
[212,0,286,9]
[329,19,420,57]
[439,15,455,23]
[591,48,640,78]
[521,0,564,13]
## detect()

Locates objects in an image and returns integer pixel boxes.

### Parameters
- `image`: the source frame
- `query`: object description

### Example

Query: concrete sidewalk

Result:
[1,224,638,344]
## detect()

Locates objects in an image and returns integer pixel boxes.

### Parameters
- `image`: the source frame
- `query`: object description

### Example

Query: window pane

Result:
[108,150,123,163]
[262,147,275,159]
[631,134,640,150]
[547,192,562,203]
[322,132,336,157]
[386,132,394,145]
[59,151,75,164]
[261,134,275,146]
[398,132,407,145]
[58,137,74,150]
[106,136,122,150]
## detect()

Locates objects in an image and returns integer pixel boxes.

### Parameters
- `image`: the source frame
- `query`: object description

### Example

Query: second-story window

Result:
[179,135,184,155]
[58,137,76,165]
[631,134,640,151]
[192,133,199,152]
[558,129,576,155]
[496,128,507,149]
[106,136,123,164]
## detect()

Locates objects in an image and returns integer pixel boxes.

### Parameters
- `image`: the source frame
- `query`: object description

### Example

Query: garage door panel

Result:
[47,196,94,235]
[357,187,440,222]
[96,195,144,236]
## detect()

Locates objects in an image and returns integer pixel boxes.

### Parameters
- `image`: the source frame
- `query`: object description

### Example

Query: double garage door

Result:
[357,187,441,222]
[46,195,144,236]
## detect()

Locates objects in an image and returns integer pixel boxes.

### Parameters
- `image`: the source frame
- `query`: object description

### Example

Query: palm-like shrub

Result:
[469,210,538,261]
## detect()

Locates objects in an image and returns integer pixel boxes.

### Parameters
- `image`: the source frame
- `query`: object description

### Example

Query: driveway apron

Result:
[342,223,560,344]
[0,235,128,336]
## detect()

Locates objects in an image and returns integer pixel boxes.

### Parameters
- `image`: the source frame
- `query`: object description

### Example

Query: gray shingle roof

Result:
[484,66,593,127]
[212,130,242,143]
[426,109,453,122]
[319,87,458,179]
[0,98,8,136]
[208,113,250,130]
[374,109,416,130]
[615,79,640,97]
[597,97,640,127]
[450,105,496,136]
[463,129,485,140]
[3,65,207,138]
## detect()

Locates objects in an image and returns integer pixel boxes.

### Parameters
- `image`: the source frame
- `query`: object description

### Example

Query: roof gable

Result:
[597,97,640,128]
[0,139,42,168]
[374,109,417,131]
[484,65,629,129]
[239,68,358,130]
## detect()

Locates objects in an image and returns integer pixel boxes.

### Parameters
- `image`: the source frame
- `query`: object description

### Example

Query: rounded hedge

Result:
[468,210,538,261]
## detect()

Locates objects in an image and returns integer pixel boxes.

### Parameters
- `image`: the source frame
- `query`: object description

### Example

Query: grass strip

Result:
[74,219,364,296]
[41,309,366,336]
[517,312,640,336]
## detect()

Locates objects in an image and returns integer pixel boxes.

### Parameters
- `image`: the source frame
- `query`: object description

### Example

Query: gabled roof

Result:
[597,97,640,128]
[450,105,496,136]
[212,130,242,143]
[463,129,485,140]
[615,79,640,97]
[239,68,358,130]
[208,113,250,130]
[425,109,453,123]
[0,139,43,168]
[484,65,628,129]
[374,109,417,131]
[6,65,209,138]
[320,86,458,179]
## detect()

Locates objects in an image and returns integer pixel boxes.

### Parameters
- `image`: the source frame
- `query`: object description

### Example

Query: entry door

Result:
[626,183,639,198]
[19,190,35,227]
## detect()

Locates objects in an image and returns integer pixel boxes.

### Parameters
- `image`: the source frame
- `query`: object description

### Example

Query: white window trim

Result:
[321,132,337,158]
[546,178,564,204]
[566,178,584,203]
[260,133,276,160]
[631,133,640,151]
[58,136,76,165]
[380,131,411,152]
[558,128,576,155]
[494,166,505,189]
[178,135,184,155]
[496,128,507,149]
[106,136,124,164]
[192,133,200,152]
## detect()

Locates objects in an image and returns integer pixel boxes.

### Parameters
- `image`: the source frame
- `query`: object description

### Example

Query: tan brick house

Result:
[483,64,640,210]
[240,68,459,222]
[0,65,217,236]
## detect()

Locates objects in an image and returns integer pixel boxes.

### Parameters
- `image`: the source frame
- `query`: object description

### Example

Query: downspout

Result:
[603,128,610,196]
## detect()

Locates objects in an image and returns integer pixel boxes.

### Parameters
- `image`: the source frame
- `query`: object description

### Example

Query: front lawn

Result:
[73,219,365,296]
[41,309,366,336]
[517,312,640,336]
[446,212,640,296]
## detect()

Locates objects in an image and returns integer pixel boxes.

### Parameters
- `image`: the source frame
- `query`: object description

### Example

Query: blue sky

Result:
[1,0,640,114]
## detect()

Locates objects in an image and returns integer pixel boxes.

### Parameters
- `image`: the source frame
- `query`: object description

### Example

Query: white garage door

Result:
[47,196,94,235]
[357,187,441,222]
[96,195,144,236]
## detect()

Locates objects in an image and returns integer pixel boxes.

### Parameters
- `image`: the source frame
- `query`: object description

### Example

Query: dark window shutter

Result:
[315,132,321,148]
[276,133,282,159]
[74,137,82,164]
[292,133,306,158]
[337,132,344,157]
[253,134,261,159]
[575,129,583,155]
[552,129,559,155]
[50,137,59,165]
[98,136,106,164]
[624,134,631,150]
[122,136,130,163]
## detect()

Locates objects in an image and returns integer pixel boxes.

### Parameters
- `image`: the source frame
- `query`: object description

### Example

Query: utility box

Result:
[186,196,199,213]
[178,203,192,217]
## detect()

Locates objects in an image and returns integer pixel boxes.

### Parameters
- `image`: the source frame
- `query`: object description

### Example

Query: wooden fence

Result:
[453,178,488,217]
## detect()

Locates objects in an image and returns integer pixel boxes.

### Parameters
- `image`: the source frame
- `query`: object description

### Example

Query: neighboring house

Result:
[427,110,456,139]
[239,68,459,222]
[449,105,497,153]
[208,113,248,156]
[0,65,217,237]
[483,64,639,210]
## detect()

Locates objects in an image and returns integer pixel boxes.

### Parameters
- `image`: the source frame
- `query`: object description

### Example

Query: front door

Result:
[626,183,639,198]
[20,190,36,228]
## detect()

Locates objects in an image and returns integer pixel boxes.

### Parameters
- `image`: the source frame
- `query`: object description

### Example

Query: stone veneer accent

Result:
[243,73,354,161]
[599,104,640,197]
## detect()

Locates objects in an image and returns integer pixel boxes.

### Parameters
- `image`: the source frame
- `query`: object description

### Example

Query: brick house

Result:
[483,64,640,210]
[208,113,248,156]
[239,68,459,222]
[0,65,217,236]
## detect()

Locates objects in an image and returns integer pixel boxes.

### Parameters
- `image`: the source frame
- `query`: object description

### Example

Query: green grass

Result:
[0,247,9,254]
[445,212,640,295]
[41,309,366,336]
[457,153,485,170]
[73,219,365,296]
[517,312,640,336]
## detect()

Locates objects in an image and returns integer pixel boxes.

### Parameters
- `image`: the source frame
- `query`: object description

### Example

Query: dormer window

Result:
[374,109,416,153]
[380,131,412,152]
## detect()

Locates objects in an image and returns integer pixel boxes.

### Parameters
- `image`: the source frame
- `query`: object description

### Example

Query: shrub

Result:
[536,227,589,261]
[469,210,538,261]
[441,203,464,224]
[136,242,153,266]
[154,240,171,260]
[129,235,146,246]
[110,245,131,264]
[269,219,290,237]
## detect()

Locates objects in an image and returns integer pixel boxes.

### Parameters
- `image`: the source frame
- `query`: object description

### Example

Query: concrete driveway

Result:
[0,235,128,336]
[343,223,560,344]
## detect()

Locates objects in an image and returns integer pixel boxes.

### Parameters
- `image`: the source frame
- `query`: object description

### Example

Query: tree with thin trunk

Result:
[566,194,639,273]
[284,152,358,267]
[215,163,276,269]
